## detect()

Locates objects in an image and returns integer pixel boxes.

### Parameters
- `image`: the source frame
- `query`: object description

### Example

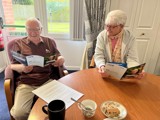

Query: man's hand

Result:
[52,56,65,67]
[10,64,33,73]
[22,66,33,73]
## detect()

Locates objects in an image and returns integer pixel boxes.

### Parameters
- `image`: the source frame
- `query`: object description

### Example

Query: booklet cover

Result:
[11,51,56,67]
[124,63,146,77]
[104,63,146,80]
[11,51,28,65]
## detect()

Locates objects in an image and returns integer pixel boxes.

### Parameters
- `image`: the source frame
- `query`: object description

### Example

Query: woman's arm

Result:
[94,31,106,68]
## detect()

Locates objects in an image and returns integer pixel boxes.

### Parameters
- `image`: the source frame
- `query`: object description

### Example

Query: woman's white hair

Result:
[105,10,127,26]
[25,17,43,28]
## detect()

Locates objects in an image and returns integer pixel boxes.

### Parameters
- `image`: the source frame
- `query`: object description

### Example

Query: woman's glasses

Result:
[105,24,119,29]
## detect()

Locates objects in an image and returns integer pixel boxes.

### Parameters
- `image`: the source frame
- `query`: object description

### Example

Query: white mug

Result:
[78,99,97,118]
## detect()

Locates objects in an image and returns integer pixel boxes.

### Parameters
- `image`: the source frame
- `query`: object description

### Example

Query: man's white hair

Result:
[105,10,127,26]
[25,17,43,28]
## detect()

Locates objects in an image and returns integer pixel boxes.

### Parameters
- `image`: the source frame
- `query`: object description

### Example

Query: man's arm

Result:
[10,64,33,73]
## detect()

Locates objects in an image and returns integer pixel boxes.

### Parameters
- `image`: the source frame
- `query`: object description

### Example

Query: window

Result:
[42,0,84,40]
[2,0,35,33]
[46,0,70,34]
[1,0,84,40]
[12,0,35,25]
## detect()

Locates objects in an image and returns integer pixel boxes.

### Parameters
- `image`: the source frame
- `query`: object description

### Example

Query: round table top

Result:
[28,68,160,120]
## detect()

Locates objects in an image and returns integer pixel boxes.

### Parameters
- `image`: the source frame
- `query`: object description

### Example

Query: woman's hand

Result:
[134,70,145,79]
[52,56,65,67]
[98,65,110,78]
[124,70,145,80]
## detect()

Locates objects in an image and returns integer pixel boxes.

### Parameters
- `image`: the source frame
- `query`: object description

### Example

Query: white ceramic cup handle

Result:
[78,103,83,110]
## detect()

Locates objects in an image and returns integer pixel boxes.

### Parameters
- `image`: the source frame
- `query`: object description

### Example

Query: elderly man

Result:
[10,18,65,120]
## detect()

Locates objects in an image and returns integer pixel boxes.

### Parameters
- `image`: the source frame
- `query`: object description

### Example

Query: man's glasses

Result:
[26,28,41,32]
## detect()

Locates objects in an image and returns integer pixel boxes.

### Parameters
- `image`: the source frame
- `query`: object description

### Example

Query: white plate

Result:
[100,100,127,119]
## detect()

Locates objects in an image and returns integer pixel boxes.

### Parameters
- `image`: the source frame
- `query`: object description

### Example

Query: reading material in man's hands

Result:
[32,80,84,109]
[104,63,146,80]
[11,51,56,67]
[11,51,27,65]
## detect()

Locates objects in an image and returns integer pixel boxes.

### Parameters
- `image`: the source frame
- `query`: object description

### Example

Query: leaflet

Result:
[11,51,56,67]
[104,63,146,80]
[32,80,84,109]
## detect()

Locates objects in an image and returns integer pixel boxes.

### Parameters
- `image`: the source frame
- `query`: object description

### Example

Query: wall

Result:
[0,51,6,72]
[55,40,86,70]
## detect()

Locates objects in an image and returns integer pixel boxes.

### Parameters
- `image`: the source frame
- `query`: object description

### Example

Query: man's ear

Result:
[40,27,43,32]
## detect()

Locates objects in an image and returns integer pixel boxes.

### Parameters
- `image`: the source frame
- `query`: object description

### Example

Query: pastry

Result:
[105,107,120,117]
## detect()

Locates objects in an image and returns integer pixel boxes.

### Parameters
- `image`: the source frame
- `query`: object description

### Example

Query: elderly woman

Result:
[94,10,144,79]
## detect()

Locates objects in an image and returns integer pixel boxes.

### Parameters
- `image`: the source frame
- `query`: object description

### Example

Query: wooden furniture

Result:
[28,68,160,120]
[89,56,95,68]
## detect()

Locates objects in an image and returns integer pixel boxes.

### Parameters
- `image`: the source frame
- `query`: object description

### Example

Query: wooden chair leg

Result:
[4,79,14,120]
[4,79,13,110]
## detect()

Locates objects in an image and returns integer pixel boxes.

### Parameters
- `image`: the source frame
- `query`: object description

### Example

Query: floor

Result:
[0,71,10,120]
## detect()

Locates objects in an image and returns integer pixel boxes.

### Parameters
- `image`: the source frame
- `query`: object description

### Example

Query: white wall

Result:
[0,51,7,72]
[55,40,86,70]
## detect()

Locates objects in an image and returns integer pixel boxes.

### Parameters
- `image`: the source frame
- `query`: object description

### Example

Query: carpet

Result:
[0,71,10,120]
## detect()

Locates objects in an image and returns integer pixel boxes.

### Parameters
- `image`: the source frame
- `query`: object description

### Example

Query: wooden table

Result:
[28,68,160,120]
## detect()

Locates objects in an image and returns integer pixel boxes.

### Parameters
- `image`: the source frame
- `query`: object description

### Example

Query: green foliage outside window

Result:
[47,1,69,22]
[11,0,69,33]
[12,0,33,5]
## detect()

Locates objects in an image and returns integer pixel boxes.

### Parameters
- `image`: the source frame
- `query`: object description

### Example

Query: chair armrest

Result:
[63,65,69,75]
[89,56,95,68]
[63,70,69,75]
[5,65,14,80]
[58,65,69,77]
[4,78,13,111]
[4,65,20,111]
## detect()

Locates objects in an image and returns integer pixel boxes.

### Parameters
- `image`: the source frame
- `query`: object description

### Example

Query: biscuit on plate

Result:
[105,107,120,117]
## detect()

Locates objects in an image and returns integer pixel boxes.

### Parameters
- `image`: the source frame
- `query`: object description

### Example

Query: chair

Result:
[81,39,97,69]
[89,55,96,68]
[4,39,68,120]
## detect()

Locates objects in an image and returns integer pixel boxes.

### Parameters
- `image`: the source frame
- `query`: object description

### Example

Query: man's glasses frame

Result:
[26,27,41,32]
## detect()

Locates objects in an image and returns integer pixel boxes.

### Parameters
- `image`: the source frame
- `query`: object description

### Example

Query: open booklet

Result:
[11,51,56,67]
[104,63,146,80]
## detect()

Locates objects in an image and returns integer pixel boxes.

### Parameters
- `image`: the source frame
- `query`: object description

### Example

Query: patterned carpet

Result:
[0,71,10,120]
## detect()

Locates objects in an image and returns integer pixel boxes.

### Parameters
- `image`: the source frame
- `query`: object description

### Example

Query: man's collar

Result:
[26,36,44,44]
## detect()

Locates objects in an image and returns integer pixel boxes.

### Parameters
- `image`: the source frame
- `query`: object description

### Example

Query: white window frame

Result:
[34,0,84,40]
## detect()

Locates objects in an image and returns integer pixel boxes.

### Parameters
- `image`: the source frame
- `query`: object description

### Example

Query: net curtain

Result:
[81,0,108,69]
